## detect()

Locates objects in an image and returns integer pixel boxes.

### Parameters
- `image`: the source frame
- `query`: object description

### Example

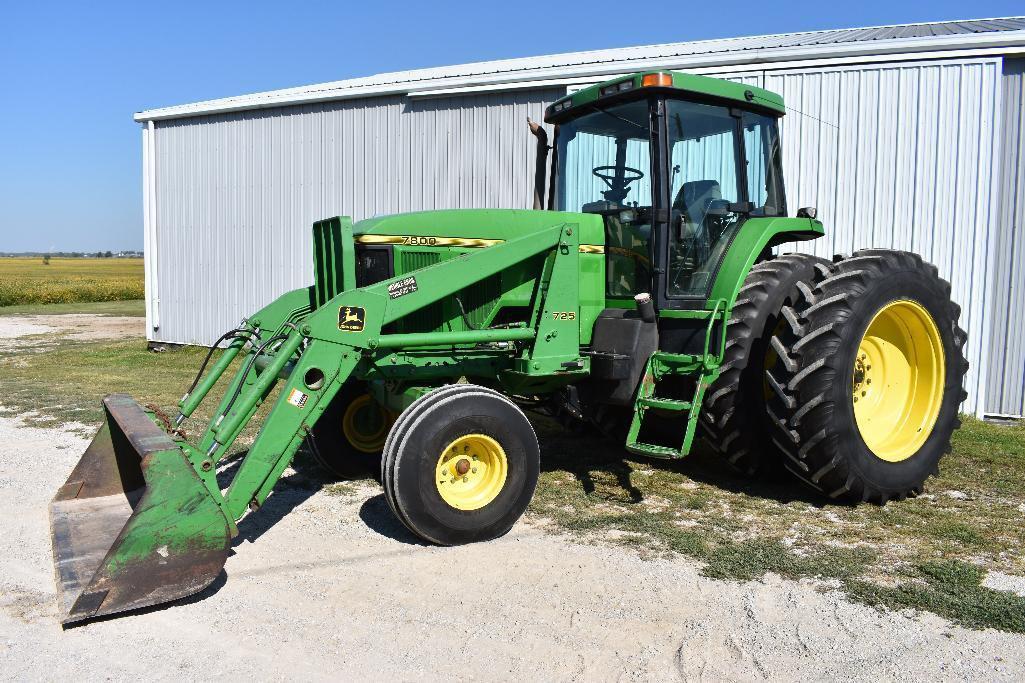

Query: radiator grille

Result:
[312,218,346,309]
[389,250,502,334]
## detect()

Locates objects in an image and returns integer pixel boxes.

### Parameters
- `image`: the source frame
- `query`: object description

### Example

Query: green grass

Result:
[0,299,145,316]
[1,329,1024,632]
[0,257,144,306]
[848,560,1025,633]
[526,414,1025,632]
[0,338,207,426]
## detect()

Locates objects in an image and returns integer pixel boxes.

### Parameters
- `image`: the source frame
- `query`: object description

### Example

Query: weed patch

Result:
[847,560,1025,632]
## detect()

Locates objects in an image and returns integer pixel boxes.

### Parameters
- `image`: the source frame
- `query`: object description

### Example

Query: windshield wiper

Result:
[592,105,648,133]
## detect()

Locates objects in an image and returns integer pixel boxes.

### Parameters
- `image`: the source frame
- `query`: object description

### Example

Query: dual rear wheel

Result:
[704,249,967,503]
[764,250,968,503]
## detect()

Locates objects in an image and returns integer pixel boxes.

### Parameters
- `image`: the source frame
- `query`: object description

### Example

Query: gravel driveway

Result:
[1,315,1023,680]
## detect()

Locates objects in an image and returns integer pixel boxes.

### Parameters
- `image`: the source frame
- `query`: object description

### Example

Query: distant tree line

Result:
[0,251,144,258]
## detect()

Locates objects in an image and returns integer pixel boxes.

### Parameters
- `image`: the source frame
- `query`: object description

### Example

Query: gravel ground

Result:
[2,410,1024,682]
[0,314,143,351]
[2,314,1024,681]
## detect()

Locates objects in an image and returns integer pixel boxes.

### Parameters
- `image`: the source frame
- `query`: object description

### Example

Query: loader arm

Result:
[49,219,582,624]
[218,220,580,518]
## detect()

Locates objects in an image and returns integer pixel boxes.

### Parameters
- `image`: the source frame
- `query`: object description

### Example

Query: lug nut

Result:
[463,476,468,483]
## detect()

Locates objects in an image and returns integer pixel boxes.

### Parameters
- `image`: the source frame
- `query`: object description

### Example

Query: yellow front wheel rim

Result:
[341,395,393,453]
[435,434,508,511]
[853,300,945,462]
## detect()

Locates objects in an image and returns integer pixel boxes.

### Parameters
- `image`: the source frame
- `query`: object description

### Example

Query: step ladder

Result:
[625,300,728,459]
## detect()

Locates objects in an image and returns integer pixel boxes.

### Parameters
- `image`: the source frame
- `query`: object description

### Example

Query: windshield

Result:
[556,100,653,298]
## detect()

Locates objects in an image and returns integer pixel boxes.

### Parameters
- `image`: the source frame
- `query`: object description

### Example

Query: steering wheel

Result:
[592,165,645,189]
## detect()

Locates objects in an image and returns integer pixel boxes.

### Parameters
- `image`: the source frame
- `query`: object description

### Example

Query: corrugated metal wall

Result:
[149,60,1016,415]
[987,58,1025,416]
[763,58,1002,415]
[150,88,564,346]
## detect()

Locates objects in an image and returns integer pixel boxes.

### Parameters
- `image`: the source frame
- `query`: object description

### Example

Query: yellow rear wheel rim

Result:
[341,395,393,453]
[853,300,945,462]
[435,434,508,511]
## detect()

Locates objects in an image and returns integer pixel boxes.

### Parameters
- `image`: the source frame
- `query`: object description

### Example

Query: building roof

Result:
[135,17,1025,122]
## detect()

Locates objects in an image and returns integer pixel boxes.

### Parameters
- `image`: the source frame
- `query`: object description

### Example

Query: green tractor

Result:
[50,71,967,624]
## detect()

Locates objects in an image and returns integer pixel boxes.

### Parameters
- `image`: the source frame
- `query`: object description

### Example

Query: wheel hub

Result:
[435,434,508,511]
[342,395,394,453]
[852,300,945,462]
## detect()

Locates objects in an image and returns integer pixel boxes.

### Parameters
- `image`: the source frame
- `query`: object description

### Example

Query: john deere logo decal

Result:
[338,306,366,331]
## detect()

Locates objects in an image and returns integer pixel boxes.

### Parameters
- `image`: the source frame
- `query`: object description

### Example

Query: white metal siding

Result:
[151,88,564,346]
[766,58,1002,415]
[148,58,1012,417]
[987,58,1025,416]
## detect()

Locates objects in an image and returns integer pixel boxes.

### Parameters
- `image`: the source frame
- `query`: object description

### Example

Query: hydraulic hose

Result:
[176,327,258,422]
[185,329,251,396]
[215,333,289,426]
[211,330,305,449]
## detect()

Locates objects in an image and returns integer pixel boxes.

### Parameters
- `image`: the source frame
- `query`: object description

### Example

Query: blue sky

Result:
[1,1,1022,252]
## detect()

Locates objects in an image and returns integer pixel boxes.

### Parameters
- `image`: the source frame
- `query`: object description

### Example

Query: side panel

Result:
[986,58,1025,417]
[351,209,605,344]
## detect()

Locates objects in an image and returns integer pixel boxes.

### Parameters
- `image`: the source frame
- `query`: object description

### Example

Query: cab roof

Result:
[544,71,785,123]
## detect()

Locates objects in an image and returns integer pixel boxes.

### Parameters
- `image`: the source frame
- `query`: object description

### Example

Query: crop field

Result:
[0,257,144,307]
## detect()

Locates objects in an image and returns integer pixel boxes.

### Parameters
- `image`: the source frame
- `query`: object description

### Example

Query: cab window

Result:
[556,100,653,298]
[666,101,743,298]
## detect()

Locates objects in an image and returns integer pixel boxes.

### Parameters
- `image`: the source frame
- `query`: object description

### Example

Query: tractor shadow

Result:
[357,494,430,546]
[215,449,324,546]
[285,447,428,546]
[532,416,827,508]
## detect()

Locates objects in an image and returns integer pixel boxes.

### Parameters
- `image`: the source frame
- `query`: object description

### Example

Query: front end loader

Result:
[50,70,967,624]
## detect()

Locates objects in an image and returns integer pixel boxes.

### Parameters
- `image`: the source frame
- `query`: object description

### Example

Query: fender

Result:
[708,216,824,309]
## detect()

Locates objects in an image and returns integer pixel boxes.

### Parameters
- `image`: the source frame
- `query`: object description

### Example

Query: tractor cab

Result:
[545,72,787,309]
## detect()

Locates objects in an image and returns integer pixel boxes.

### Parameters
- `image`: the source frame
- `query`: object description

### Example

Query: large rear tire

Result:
[382,384,540,545]
[765,250,968,503]
[700,253,829,475]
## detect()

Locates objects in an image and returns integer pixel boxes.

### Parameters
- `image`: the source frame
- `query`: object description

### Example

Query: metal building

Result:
[135,18,1025,418]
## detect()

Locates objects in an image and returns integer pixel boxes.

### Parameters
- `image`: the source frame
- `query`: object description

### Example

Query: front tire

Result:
[382,384,540,545]
[765,250,968,503]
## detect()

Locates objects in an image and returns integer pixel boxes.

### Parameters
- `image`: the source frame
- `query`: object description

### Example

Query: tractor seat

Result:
[673,180,721,226]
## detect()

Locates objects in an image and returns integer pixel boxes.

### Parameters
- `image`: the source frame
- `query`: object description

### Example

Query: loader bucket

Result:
[49,394,232,625]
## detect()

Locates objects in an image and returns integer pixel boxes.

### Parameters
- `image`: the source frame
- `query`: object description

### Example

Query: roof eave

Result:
[134,29,1025,123]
